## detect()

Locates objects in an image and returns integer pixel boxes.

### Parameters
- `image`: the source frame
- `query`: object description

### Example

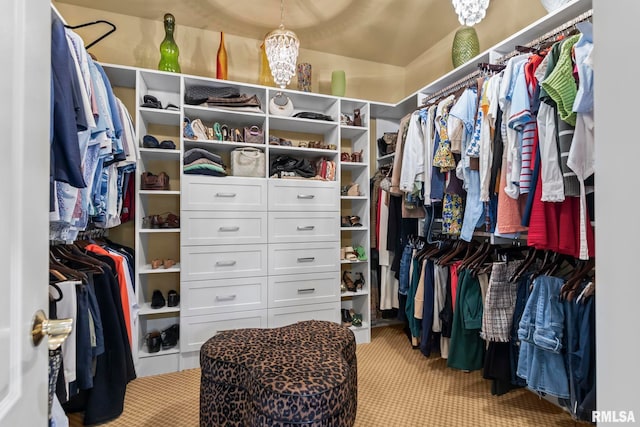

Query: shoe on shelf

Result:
[344,247,358,262]
[341,309,352,328]
[342,271,356,292]
[354,246,367,261]
[151,289,166,309]
[146,331,162,353]
[163,259,177,269]
[161,324,179,350]
[167,290,180,307]
[341,216,351,228]
[151,259,163,269]
[354,272,365,291]
[350,309,362,327]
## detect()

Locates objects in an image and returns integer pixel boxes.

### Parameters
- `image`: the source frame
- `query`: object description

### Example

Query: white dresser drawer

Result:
[267,302,340,328]
[182,276,268,316]
[268,180,338,211]
[180,310,268,353]
[182,176,267,211]
[268,211,339,243]
[268,242,340,276]
[182,211,267,246]
[182,244,267,281]
[268,272,339,308]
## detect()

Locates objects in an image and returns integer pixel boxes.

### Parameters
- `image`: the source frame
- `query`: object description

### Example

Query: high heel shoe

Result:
[341,309,352,327]
[342,271,356,292]
[353,272,365,291]
[350,309,362,327]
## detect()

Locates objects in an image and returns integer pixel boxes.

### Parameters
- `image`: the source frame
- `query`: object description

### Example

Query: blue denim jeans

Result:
[517,275,570,399]
[510,273,532,387]
[398,244,413,296]
[564,283,596,420]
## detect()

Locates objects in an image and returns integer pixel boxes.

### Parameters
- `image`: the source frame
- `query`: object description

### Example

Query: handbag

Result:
[230,148,265,177]
[379,167,393,193]
[243,126,264,144]
[378,132,398,156]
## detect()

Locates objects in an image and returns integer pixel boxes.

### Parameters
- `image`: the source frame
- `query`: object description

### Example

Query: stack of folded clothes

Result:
[184,148,227,177]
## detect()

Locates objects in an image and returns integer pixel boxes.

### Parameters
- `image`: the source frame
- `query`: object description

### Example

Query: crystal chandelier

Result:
[452,0,490,26]
[264,0,300,89]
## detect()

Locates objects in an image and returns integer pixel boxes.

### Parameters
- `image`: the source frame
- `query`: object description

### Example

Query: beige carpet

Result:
[69,325,584,426]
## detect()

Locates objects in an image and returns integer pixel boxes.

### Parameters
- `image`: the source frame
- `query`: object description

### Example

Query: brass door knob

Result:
[31,310,73,351]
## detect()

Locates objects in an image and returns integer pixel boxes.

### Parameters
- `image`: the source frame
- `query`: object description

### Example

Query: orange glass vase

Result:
[216,32,228,80]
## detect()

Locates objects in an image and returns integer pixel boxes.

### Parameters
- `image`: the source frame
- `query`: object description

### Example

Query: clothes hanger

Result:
[49,269,68,282]
[51,245,104,274]
[459,240,490,270]
[561,257,595,300]
[49,252,87,281]
[438,240,469,266]
[64,20,117,49]
[508,246,537,283]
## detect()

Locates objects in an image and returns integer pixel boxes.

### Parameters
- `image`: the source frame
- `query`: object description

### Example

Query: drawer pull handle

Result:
[297,288,316,293]
[215,294,237,301]
[297,257,315,263]
[297,194,315,199]
[216,260,237,266]
[297,226,315,231]
[216,192,237,198]
[219,226,240,232]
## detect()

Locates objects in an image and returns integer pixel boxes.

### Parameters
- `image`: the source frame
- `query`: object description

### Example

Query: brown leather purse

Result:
[141,171,170,190]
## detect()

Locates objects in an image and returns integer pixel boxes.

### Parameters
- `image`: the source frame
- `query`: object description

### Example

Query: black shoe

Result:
[161,324,179,350]
[151,290,166,309]
[146,331,162,353]
[341,309,352,327]
[167,290,180,307]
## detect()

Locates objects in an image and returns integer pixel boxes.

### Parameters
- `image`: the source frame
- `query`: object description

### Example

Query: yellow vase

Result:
[259,42,272,86]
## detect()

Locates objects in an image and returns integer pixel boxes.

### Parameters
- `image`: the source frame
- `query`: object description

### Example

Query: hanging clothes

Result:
[447,268,485,371]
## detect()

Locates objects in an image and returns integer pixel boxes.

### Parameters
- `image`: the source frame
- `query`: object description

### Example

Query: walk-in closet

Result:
[3,0,638,426]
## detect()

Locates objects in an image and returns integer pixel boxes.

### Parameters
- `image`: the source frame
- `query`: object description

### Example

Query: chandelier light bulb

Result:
[452,0,490,26]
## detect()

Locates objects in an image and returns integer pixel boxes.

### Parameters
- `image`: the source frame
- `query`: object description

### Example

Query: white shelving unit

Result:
[102,64,374,376]
[339,99,371,344]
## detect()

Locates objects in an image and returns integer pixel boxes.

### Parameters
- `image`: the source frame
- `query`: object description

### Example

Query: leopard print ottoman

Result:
[200,320,357,427]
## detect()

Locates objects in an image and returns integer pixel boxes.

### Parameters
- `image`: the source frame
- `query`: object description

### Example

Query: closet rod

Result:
[496,9,593,64]
[418,69,483,108]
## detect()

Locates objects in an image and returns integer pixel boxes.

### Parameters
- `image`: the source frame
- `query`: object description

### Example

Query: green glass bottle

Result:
[158,13,181,73]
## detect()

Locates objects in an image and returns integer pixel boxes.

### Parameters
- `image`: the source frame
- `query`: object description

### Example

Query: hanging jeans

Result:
[517,275,570,399]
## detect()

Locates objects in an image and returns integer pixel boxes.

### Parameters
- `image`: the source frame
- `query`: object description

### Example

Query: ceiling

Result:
[54,0,465,66]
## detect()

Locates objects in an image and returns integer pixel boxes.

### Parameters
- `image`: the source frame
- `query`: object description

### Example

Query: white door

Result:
[0,0,51,425]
